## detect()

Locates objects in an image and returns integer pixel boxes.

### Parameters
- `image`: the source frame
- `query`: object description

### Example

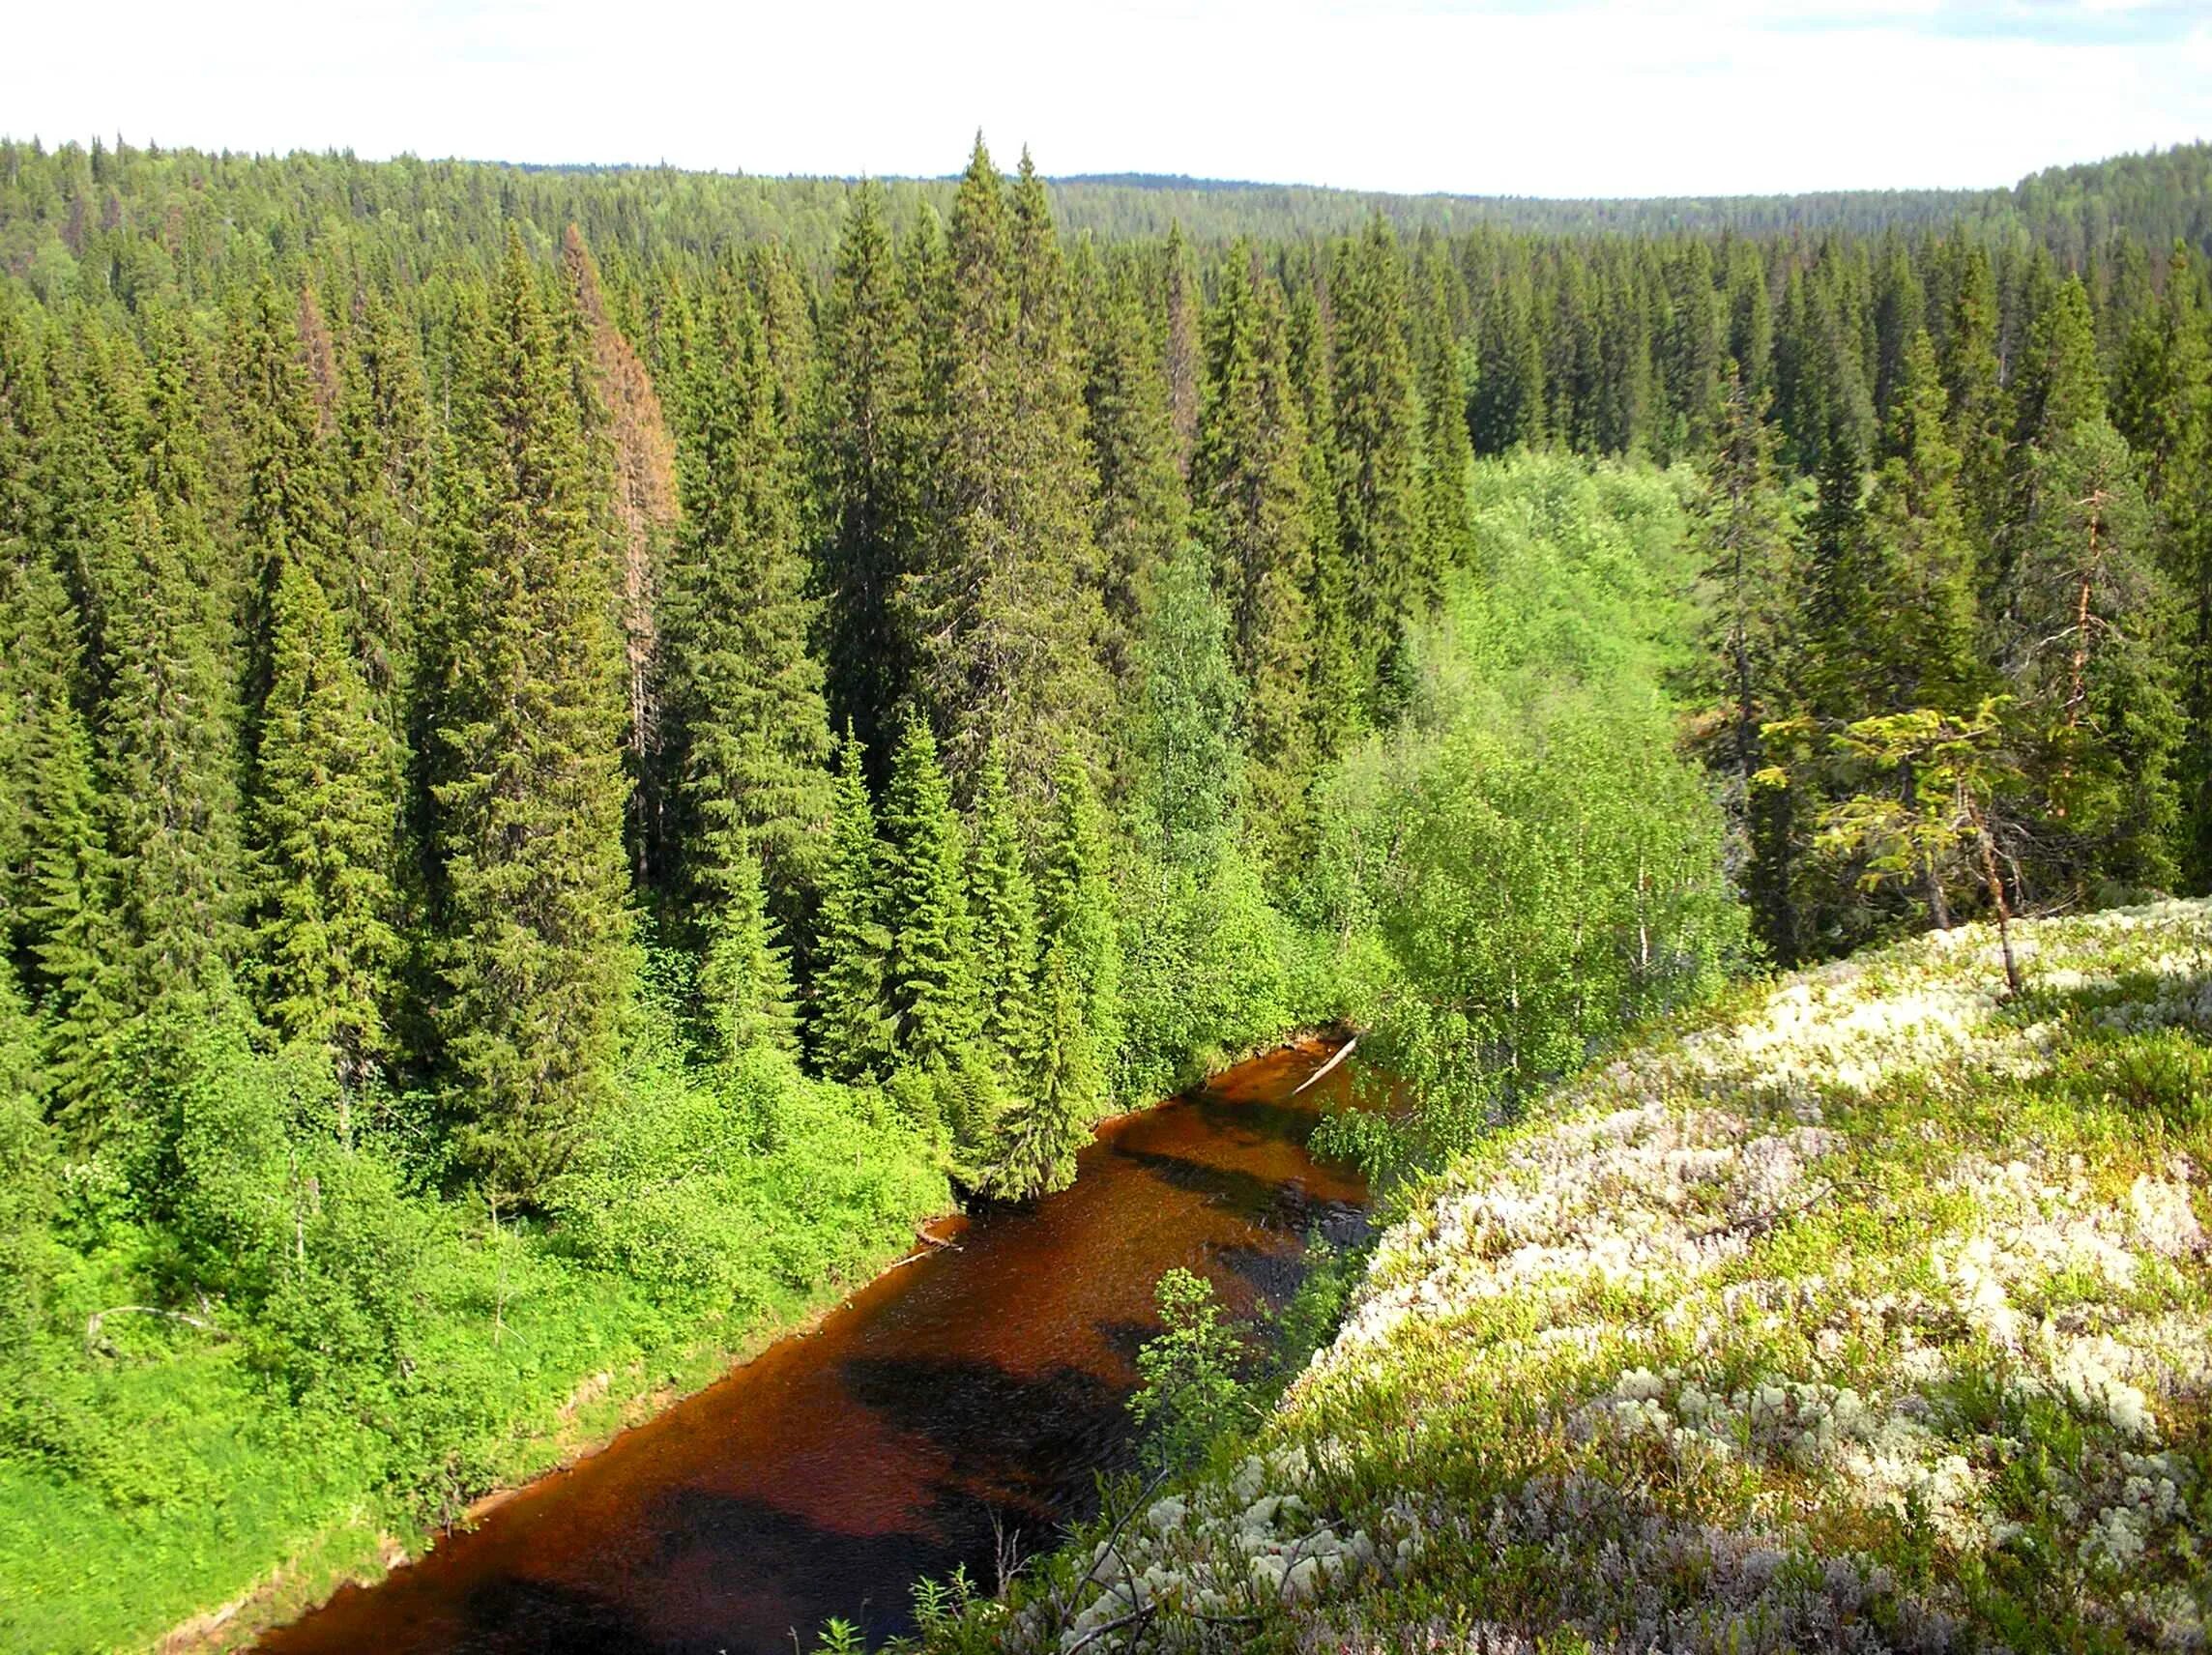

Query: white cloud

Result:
[2,0,2206,196]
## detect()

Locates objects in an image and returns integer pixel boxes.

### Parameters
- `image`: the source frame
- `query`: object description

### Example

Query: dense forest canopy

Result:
[4,128,2212,1649]
[3,135,2211,291]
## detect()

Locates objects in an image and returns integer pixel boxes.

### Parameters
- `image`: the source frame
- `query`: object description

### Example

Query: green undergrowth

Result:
[908,902,2212,1654]
[0,973,953,1655]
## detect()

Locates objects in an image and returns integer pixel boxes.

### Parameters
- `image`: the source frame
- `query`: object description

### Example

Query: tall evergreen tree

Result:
[966,740,1042,1076]
[1192,249,1313,860]
[1129,537,1244,865]
[1038,746,1120,1074]
[1330,218,1425,693]
[880,715,978,1068]
[1082,256,1186,693]
[697,828,797,1061]
[249,552,401,1090]
[662,281,833,913]
[1417,268,1476,573]
[1693,367,1800,964]
[78,491,246,1132]
[808,727,894,1081]
[812,180,922,775]
[429,237,633,1199]
[908,138,1108,798]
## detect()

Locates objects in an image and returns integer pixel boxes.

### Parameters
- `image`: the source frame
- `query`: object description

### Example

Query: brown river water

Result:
[253,1037,1368,1655]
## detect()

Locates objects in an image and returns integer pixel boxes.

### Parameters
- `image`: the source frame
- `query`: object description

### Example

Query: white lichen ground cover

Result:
[939,901,2212,1653]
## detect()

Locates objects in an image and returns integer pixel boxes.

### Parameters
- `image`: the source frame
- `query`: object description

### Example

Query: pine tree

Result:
[967,740,1042,1075]
[907,138,1108,798]
[1038,746,1120,1074]
[429,237,633,1199]
[1192,249,1313,860]
[813,180,922,774]
[249,552,401,1090]
[880,714,978,1068]
[2002,419,2182,898]
[662,281,833,913]
[808,728,894,1081]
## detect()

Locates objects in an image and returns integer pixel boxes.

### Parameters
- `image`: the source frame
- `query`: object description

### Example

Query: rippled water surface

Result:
[255,1038,1367,1655]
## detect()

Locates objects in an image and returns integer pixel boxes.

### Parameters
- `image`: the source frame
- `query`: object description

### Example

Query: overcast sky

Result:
[4,0,2208,198]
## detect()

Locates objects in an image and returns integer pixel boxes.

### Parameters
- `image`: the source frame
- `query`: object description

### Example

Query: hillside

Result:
[3,137,2208,282]
[955,902,2212,1652]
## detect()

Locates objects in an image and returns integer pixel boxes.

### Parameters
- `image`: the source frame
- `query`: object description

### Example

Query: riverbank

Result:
[247,1033,1364,1655]
[926,901,2212,1652]
[126,1032,1348,1655]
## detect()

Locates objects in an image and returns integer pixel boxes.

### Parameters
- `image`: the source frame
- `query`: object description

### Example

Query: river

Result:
[253,1036,1368,1655]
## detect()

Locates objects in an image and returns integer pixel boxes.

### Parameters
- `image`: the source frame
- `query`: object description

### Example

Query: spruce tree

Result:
[2003,418,2182,898]
[329,286,431,713]
[1859,332,1982,719]
[808,727,894,1081]
[879,714,978,1068]
[429,238,633,1199]
[1039,746,1120,1076]
[71,490,246,1137]
[967,740,1042,1076]
[1192,249,1313,860]
[1693,366,1800,964]
[227,280,341,720]
[2,555,109,1031]
[249,551,401,1090]
[1083,256,1187,694]
[987,935,1102,1201]
[1417,267,1476,574]
[1939,245,2008,562]
[813,180,922,774]
[1330,218,1425,702]
[908,138,1108,798]
[1472,273,1546,455]
[1287,289,1362,754]
[662,281,833,913]
[1130,537,1244,865]
[1162,221,1201,475]
[566,227,680,884]
[697,828,797,1061]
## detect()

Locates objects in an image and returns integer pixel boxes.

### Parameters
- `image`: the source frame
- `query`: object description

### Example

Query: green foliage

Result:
[1129,1268,1248,1475]
[809,729,895,1080]
[428,239,634,1201]
[249,553,401,1089]
[881,715,980,1073]
[663,278,833,909]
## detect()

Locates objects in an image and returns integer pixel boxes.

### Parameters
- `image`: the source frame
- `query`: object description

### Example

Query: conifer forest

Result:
[4,130,2212,1651]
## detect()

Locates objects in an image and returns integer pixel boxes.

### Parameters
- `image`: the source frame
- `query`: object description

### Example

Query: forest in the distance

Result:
[3,129,2212,1649]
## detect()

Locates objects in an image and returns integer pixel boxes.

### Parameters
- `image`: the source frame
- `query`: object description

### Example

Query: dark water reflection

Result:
[255,1039,1367,1655]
